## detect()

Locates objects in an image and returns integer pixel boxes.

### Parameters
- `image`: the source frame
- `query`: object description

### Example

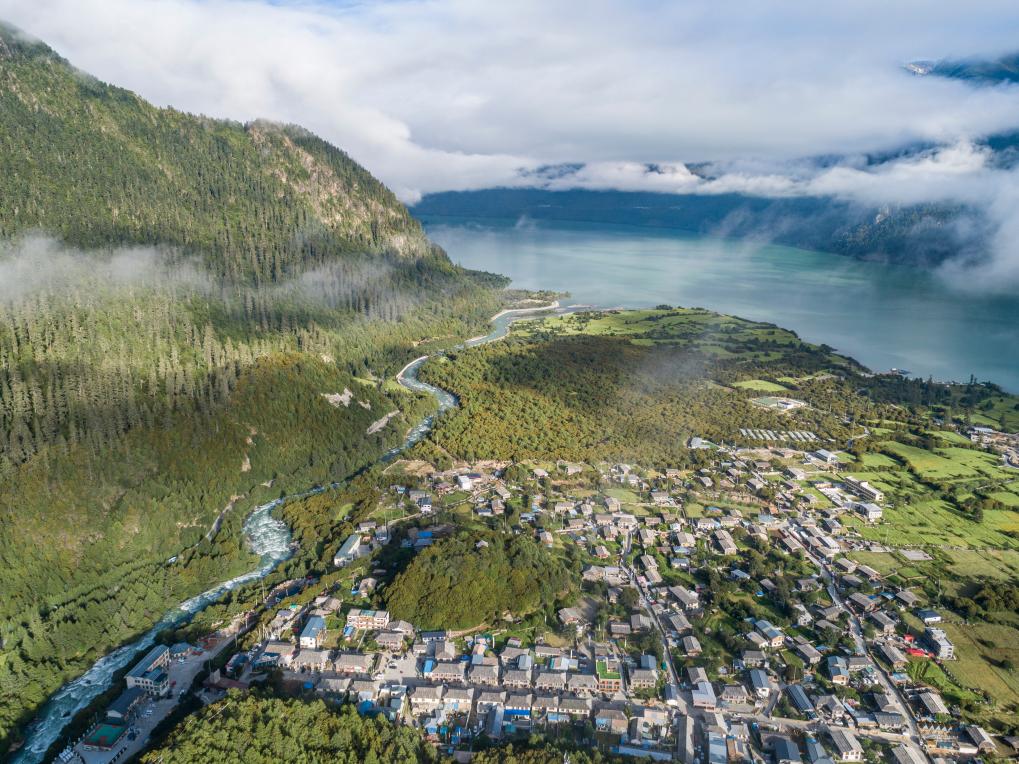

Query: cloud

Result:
[4,0,1019,283]
[0,235,207,303]
[4,0,1019,203]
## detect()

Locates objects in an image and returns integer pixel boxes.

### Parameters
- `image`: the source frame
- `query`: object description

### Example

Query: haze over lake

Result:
[423,216,1019,392]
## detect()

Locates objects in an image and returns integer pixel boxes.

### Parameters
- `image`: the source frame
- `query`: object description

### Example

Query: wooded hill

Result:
[0,22,441,281]
[0,21,506,754]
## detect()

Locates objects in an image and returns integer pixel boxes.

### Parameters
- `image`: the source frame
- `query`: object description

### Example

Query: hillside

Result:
[0,22,439,281]
[0,21,506,754]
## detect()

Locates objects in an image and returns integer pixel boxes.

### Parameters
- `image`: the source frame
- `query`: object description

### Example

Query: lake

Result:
[421,216,1019,392]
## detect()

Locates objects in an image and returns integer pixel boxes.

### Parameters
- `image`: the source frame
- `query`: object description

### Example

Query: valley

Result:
[2,15,1019,764]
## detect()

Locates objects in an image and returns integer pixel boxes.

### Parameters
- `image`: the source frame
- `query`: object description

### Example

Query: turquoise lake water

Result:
[423,217,1019,392]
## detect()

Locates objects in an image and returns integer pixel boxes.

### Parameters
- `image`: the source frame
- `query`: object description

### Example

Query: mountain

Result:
[924,52,1019,85]
[0,22,440,282]
[0,22,505,755]
[414,187,984,267]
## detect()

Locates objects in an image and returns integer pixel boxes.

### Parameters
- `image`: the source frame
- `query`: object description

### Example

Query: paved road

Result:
[618,532,688,715]
[794,526,927,762]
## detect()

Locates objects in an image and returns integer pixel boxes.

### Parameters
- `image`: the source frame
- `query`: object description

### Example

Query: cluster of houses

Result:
[188,447,1002,762]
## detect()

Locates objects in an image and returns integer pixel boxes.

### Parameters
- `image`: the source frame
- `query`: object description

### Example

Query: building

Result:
[773,736,802,764]
[669,585,699,610]
[829,728,864,762]
[629,668,658,690]
[755,620,785,648]
[826,656,849,685]
[333,533,362,566]
[682,635,702,656]
[787,684,814,716]
[878,642,907,669]
[596,657,622,692]
[82,723,127,752]
[749,669,772,698]
[813,449,839,465]
[346,609,390,631]
[299,615,326,649]
[924,627,955,659]
[692,681,717,710]
[432,661,466,683]
[106,687,146,724]
[857,503,883,522]
[334,652,374,675]
[845,476,884,503]
[376,631,408,651]
[714,530,738,555]
[469,663,499,685]
[125,644,170,694]
[721,684,750,704]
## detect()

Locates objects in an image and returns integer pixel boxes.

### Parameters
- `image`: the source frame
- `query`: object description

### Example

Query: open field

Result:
[967,394,1019,432]
[927,430,974,446]
[943,548,1019,581]
[848,498,1019,549]
[858,452,900,469]
[940,620,1019,724]
[988,489,1019,508]
[734,379,789,392]
[848,550,903,577]
[883,442,980,480]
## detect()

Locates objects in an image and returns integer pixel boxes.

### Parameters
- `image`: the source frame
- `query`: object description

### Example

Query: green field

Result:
[848,551,904,577]
[858,452,900,469]
[928,429,975,446]
[943,549,1019,581]
[940,620,1019,725]
[987,490,1019,508]
[883,442,980,480]
[848,499,1019,549]
[734,379,789,392]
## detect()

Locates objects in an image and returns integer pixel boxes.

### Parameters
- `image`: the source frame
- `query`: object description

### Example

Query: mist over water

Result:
[424,217,1019,391]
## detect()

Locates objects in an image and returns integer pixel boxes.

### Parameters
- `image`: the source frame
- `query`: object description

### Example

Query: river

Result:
[422,216,1019,392]
[13,304,559,764]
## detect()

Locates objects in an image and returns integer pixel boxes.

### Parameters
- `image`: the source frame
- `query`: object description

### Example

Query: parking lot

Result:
[73,641,228,764]
[381,652,420,686]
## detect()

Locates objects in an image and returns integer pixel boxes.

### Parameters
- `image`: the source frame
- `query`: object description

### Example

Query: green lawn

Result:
[734,379,789,393]
[883,442,979,480]
[927,430,974,446]
[859,452,900,469]
[987,490,1019,508]
[943,549,1019,580]
[848,551,902,577]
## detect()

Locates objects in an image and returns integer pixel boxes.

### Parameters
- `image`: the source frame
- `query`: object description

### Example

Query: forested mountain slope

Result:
[0,22,438,281]
[0,22,506,754]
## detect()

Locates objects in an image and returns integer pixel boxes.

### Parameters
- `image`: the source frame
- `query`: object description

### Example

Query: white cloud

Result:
[4,0,1019,202]
[5,0,1019,283]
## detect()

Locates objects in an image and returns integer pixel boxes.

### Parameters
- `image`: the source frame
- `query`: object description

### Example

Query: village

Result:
[65,426,1017,764]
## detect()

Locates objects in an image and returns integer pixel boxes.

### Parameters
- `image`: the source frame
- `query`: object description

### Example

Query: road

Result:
[618,531,688,715]
[793,526,926,760]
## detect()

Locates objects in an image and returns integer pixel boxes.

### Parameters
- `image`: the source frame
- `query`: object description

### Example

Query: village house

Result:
[299,615,326,649]
[334,652,374,675]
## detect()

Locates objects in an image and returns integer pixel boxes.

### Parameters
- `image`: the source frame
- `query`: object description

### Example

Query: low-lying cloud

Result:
[0,235,206,303]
